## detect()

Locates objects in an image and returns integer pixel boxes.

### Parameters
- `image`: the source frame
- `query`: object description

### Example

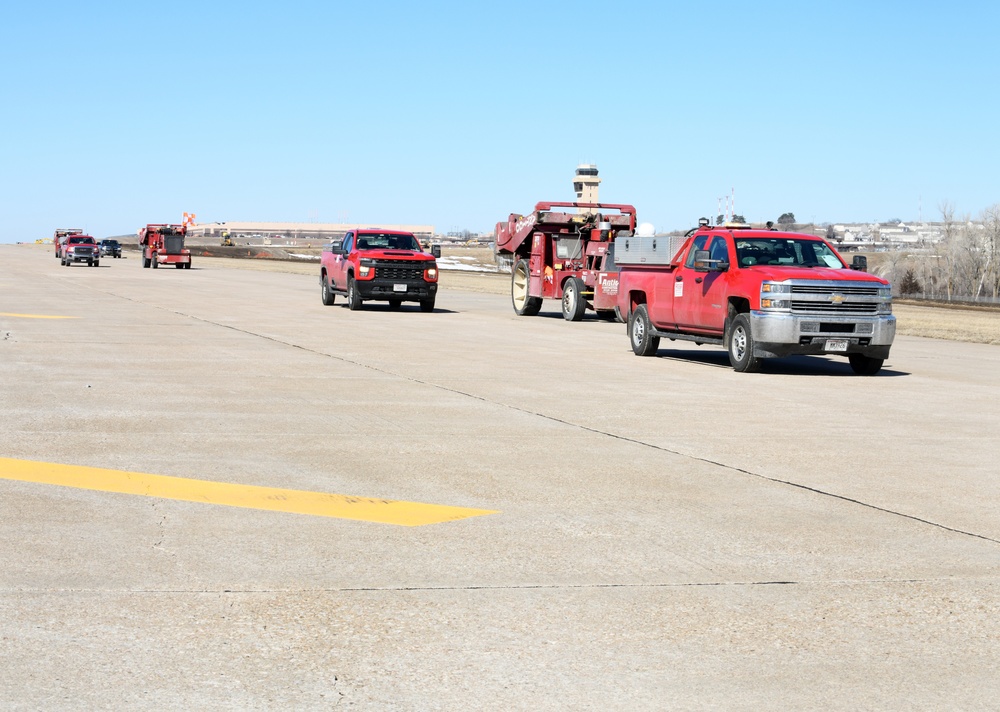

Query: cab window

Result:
[684,235,709,268]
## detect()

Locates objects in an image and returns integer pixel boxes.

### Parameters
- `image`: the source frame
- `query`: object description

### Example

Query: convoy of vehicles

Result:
[60,235,101,267]
[494,201,636,321]
[319,229,438,311]
[615,220,895,374]
[139,224,191,269]
[51,193,895,375]
[99,239,122,258]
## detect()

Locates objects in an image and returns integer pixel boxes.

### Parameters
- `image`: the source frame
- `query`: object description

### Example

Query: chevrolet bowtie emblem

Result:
[830,293,846,304]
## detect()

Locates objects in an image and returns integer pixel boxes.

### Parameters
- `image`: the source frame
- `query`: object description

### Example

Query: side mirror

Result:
[330,240,344,254]
[693,249,727,272]
[431,244,441,258]
[851,255,867,271]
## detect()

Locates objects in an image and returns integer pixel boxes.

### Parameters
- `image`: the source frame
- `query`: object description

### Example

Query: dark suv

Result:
[100,239,122,258]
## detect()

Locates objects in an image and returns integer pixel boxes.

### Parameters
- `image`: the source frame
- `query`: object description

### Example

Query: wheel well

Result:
[628,290,648,312]
[728,297,750,315]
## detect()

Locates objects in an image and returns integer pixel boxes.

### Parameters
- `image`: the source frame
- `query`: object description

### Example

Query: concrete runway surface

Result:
[2,245,999,710]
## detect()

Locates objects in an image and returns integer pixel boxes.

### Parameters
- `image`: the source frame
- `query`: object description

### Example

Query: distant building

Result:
[185,221,434,244]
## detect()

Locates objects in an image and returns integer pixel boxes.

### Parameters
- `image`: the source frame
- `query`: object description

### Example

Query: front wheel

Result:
[727,313,761,372]
[628,305,660,356]
[151,256,158,269]
[511,259,542,316]
[388,299,402,310]
[848,354,884,376]
[142,256,150,268]
[419,297,435,313]
[561,277,587,321]
[347,275,363,310]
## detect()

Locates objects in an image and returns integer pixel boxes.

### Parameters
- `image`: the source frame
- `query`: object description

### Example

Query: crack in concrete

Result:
[88,287,1000,549]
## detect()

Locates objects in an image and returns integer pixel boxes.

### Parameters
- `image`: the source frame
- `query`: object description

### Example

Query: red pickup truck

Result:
[60,234,101,267]
[319,229,438,311]
[616,221,896,375]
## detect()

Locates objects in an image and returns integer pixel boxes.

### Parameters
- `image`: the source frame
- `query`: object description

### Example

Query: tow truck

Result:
[493,201,637,321]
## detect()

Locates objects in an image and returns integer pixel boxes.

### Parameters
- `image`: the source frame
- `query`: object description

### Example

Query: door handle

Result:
[675,275,683,282]
[695,277,703,284]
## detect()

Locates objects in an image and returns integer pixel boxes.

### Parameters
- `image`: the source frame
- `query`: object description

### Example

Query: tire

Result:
[184,262,191,269]
[321,273,336,305]
[142,256,150,268]
[561,277,587,321]
[727,313,761,372]
[419,297,435,313]
[511,259,542,316]
[388,299,402,310]
[849,354,884,376]
[151,256,158,269]
[347,275,363,310]
[93,260,99,267]
[628,305,660,356]
[175,263,183,268]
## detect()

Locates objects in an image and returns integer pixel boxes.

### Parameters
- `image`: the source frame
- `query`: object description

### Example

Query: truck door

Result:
[666,234,709,330]
[333,232,353,289]
[670,235,731,334]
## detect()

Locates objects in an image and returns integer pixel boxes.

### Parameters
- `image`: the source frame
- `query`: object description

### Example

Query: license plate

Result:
[825,339,849,352]
[393,284,406,292]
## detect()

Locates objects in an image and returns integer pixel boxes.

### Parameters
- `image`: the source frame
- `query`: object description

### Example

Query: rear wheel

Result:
[142,256,150,268]
[93,260,99,267]
[184,261,191,269]
[561,277,587,321]
[347,275,363,310]
[174,263,183,269]
[848,354,884,376]
[321,273,336,305]
[420,297,435,313]
[727,313,761,372]
[511,259,542,316]
[628,305,660,356]
[151,256,158,269]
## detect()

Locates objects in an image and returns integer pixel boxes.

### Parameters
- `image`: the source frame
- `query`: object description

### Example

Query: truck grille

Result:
[791,301,878,314]
[374,260,428,281]
[787,280,884,316]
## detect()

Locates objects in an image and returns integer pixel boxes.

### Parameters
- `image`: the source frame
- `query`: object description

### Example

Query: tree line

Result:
[886,202,1000,301]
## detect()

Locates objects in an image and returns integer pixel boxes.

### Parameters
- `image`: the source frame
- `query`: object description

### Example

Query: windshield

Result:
[735,238,844,269]
[69,237,94,244]
[355,233,421,251]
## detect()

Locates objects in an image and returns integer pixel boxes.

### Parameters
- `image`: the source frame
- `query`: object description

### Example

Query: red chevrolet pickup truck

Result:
[319,229,438,311]
[616,221,896,375]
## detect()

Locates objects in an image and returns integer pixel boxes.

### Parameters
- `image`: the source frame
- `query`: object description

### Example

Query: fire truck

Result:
[494,202,637,321]
[139,224,191,269]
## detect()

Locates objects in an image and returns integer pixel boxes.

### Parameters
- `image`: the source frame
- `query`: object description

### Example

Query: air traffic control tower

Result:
[573,163,601,211]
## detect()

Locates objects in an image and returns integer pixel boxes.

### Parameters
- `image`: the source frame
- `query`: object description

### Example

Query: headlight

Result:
[425,267,438,280]
[761,282,791,294]
[358,264,371,277]
[760,298,790,310]
[878,287,892,299]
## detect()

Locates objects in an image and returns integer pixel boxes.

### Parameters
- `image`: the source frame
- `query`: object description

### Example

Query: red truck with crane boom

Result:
[494,201,637,321]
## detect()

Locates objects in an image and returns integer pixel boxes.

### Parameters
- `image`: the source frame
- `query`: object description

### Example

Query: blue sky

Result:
[2,0,998,242]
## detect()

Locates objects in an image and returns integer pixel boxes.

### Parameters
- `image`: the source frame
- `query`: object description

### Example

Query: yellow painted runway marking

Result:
[0,458,497,526]
[0,312,78,319]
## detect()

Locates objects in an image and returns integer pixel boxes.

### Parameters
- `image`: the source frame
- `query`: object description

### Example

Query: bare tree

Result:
[980,204,1000,298]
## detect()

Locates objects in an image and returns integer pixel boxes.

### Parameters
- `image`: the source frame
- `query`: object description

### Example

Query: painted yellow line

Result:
[0,458,498,526]
[0,312,79,319]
